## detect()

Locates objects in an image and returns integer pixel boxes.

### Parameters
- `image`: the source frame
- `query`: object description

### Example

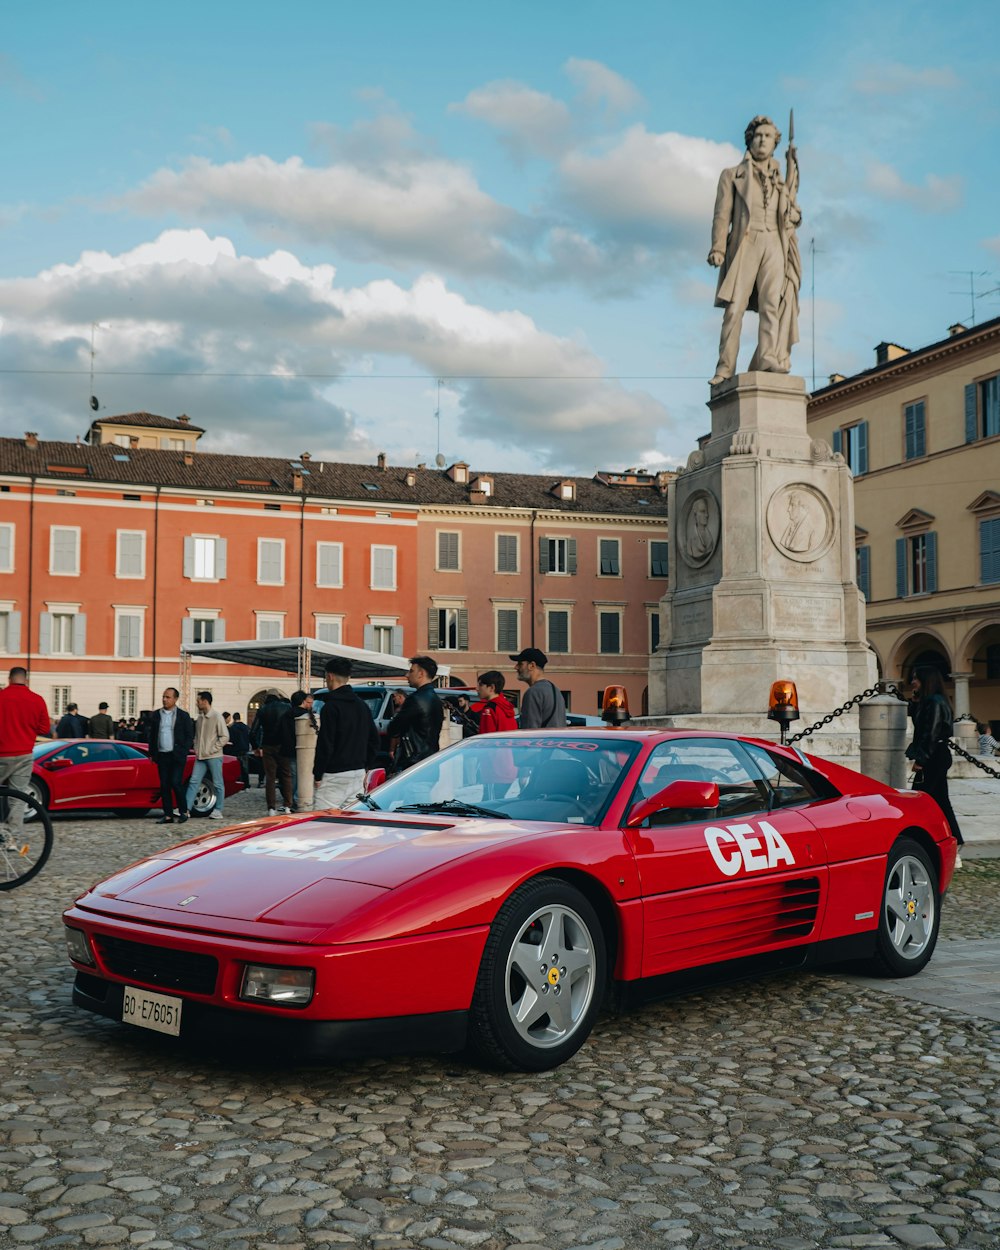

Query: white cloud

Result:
[865,161,962,213]
[564,58,642,113]
[983,235,1000,259]
[0,229,672,471]
[121,153,528,276]
[450,80,573,158]
[853,62,959,95]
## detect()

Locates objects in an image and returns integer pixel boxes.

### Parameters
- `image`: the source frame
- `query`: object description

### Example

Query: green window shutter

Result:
[600,538,620,575]
[895,538,907,598]
[980,519,1000,584]
[538,537,550,574]
[427,608,440,650]
[457,609,469,651]
[832,428,842,455]
[857,421,869,475]
[856,546,871,600]
[965,383,978,442]
[926,532,938,593]
[548,611,569,653]
[567,538,577,574]
[650,541,668,577]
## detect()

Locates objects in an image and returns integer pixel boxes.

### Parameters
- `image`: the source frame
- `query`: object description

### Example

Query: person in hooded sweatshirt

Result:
[472,671,518,734]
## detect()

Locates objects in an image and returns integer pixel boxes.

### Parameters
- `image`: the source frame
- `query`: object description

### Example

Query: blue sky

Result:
[2,0,997,473]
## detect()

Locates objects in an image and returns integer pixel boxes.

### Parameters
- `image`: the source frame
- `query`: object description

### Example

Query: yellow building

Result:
[807,315,1000,731]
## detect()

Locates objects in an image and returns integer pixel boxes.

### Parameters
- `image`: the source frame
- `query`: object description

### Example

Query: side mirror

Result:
[45,757,74,771]
[625,779,719,828]
[365,768,387,793]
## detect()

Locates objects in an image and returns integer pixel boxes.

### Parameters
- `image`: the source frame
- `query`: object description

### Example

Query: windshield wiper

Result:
[353,793,382,810]
[394,799,510,819]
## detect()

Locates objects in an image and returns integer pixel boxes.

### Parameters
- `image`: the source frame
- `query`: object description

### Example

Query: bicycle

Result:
[0,784,54,889]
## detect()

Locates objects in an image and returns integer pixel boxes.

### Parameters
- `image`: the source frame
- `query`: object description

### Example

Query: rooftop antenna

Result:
[949,271,989,326]
[88,321,110,412]
[434,378,445,468]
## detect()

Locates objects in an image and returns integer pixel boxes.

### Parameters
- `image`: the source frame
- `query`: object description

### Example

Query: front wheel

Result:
[867,837,940,977]
[468,876,606,1072]
[0,785,54,889]
[189,779,218,817]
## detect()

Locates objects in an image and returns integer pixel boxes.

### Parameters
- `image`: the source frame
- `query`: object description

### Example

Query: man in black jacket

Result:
[251,692,295,815]
[146,687,195,824]
[387,656,444,772]
[228,711,251,787]
[314,659,380,809]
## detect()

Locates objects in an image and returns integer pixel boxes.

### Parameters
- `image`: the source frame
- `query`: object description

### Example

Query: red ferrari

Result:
[64,730,956,1071]
[31,739,244,819]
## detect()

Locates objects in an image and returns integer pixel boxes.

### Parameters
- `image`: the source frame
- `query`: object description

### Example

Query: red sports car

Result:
[31,739,244,819]
[63,730,956,1070]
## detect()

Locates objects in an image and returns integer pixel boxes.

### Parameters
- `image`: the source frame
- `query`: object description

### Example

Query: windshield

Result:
[350,736,641,825]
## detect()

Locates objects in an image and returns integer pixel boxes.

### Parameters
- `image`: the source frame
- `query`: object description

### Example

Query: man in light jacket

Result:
[185,690,230,820]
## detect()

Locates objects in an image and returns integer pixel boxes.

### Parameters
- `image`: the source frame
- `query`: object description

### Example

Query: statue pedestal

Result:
[648,372,876,765]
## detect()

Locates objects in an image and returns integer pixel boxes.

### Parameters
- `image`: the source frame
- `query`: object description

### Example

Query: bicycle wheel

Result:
[0,785,54,889]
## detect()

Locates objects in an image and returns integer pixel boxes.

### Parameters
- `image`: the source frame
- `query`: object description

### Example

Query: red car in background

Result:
[29,739,244,818]
[63,729,956,1070]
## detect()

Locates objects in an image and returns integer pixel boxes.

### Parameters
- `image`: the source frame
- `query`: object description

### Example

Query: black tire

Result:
[0,785,54,889]
[468,876,606,1072]
[189,779,218,817]
[866,837,940,977]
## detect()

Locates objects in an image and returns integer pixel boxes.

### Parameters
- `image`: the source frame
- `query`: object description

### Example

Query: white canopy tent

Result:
[179,636,450,707]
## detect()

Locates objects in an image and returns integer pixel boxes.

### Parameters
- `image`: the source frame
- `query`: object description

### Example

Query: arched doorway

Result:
[247,688,273,725]
[960,620,1000,733]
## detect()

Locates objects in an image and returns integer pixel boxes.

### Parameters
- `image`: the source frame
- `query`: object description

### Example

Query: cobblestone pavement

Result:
[2,792,999,1250]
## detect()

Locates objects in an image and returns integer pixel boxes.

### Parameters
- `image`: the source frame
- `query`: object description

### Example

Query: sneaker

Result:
[955,852,963,868]
[280,806,292,814]
[210,810,225,820]
[268,808,277,816]
[176,813,188,824]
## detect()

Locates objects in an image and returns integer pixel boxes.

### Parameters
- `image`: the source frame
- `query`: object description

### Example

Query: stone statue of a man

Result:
[708,114,801,386]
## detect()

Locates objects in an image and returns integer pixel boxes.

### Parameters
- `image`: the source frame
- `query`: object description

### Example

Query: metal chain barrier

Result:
[787,681,1000,779]
[786,681,901,744]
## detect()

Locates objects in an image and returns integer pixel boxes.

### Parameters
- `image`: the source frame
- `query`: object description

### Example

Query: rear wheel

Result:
[867,837,940,977]
[468,876,606,1072]
[189,779,218,817]
[0,785,54,889]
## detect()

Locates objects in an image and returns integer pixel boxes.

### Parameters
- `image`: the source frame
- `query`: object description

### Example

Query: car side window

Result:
[115,744,147,761]
[59,743,121,766]
[742,743,827,808]
[629,739,769,827]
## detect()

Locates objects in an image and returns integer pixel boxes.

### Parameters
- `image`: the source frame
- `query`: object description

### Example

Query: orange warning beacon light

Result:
[601,685,631,725]
[767,679,800,744]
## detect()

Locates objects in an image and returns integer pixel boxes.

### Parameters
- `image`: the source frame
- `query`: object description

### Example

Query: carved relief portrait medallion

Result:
[766,483,835,563]
[679,489,720,568]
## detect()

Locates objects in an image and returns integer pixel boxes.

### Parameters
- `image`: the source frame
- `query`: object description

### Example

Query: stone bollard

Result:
[295,715,317,810]
[859,693,908,788]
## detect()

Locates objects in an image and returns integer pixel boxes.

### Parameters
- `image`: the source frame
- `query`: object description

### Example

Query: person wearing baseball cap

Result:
[510,647,567,729]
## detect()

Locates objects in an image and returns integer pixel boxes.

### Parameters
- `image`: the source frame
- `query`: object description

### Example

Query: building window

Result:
[116,530,146,578]
[371,545,397,590]
[856,545,871,600]
[649,610,660,652]
[496,534,519,573]
[256,614,284,641]
[257,538,285,586]
[0,523,13,573]
[161,436,186,451]
[115,611,143,658]
[0,609,21,654]
[496,608,519,653]
[194,618,215,644]
[980,518,1000,585]
[118,687,138,719]
[599,610,622,654]
[896,532,937,597]
[599,538,621,577]
[904,401,926,460]
[540,536,577,575]
[429,607,468,651]
[51,686,72,718]
[41,610,84,656]
[364,622,403,655]
[112,434,131,448]
[185,536,226,581]
[316,542,343,588]
[966,376,1000,442]
[833,422,868,475]
[547,609,570,654]
[437,532,460,571]
[50,526,80,575]
[314,616,343,645]
[649,541,668,578]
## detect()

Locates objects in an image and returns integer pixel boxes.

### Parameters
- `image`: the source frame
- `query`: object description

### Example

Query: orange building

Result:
[0,415,670,719]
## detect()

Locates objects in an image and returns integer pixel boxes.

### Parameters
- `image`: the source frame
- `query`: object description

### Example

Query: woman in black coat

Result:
[905,667,964,856]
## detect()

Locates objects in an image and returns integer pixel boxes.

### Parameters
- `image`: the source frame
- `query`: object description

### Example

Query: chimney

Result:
[301,451,312,462]
[405,471,416,487]
[24,432,38,449]
[292,469,303,492]
[828,372,846,384]
[377,451,387,471]
[129,435,140,449]
[875,341,909,366]
[177,414,191,425]
[948,323,967,337]
[183,451,194,467]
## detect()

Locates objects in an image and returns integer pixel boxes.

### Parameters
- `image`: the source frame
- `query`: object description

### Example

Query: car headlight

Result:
[64,926,96,967]
[240,964,315,1008]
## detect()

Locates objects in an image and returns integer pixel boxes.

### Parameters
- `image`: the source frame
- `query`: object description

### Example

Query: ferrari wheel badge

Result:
[547,967,561,986]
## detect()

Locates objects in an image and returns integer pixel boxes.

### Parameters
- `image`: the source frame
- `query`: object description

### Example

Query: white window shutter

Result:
[39,612,52,656]
[216,539,227,579]
[215,618,226,642]
[181,619,195,646]
[7,611,21,653]
[363,624,375,651]
[72,614,87,656]
[390,626,403,655]
[184,536,195,578]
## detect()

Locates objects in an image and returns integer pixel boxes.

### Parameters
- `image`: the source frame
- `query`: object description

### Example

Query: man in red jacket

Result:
[0,667,51,836]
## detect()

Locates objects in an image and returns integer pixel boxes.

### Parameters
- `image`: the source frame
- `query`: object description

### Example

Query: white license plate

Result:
[122,986,183,1036]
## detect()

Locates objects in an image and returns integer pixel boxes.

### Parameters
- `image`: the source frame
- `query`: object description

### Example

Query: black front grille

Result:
[95,934,218,995]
